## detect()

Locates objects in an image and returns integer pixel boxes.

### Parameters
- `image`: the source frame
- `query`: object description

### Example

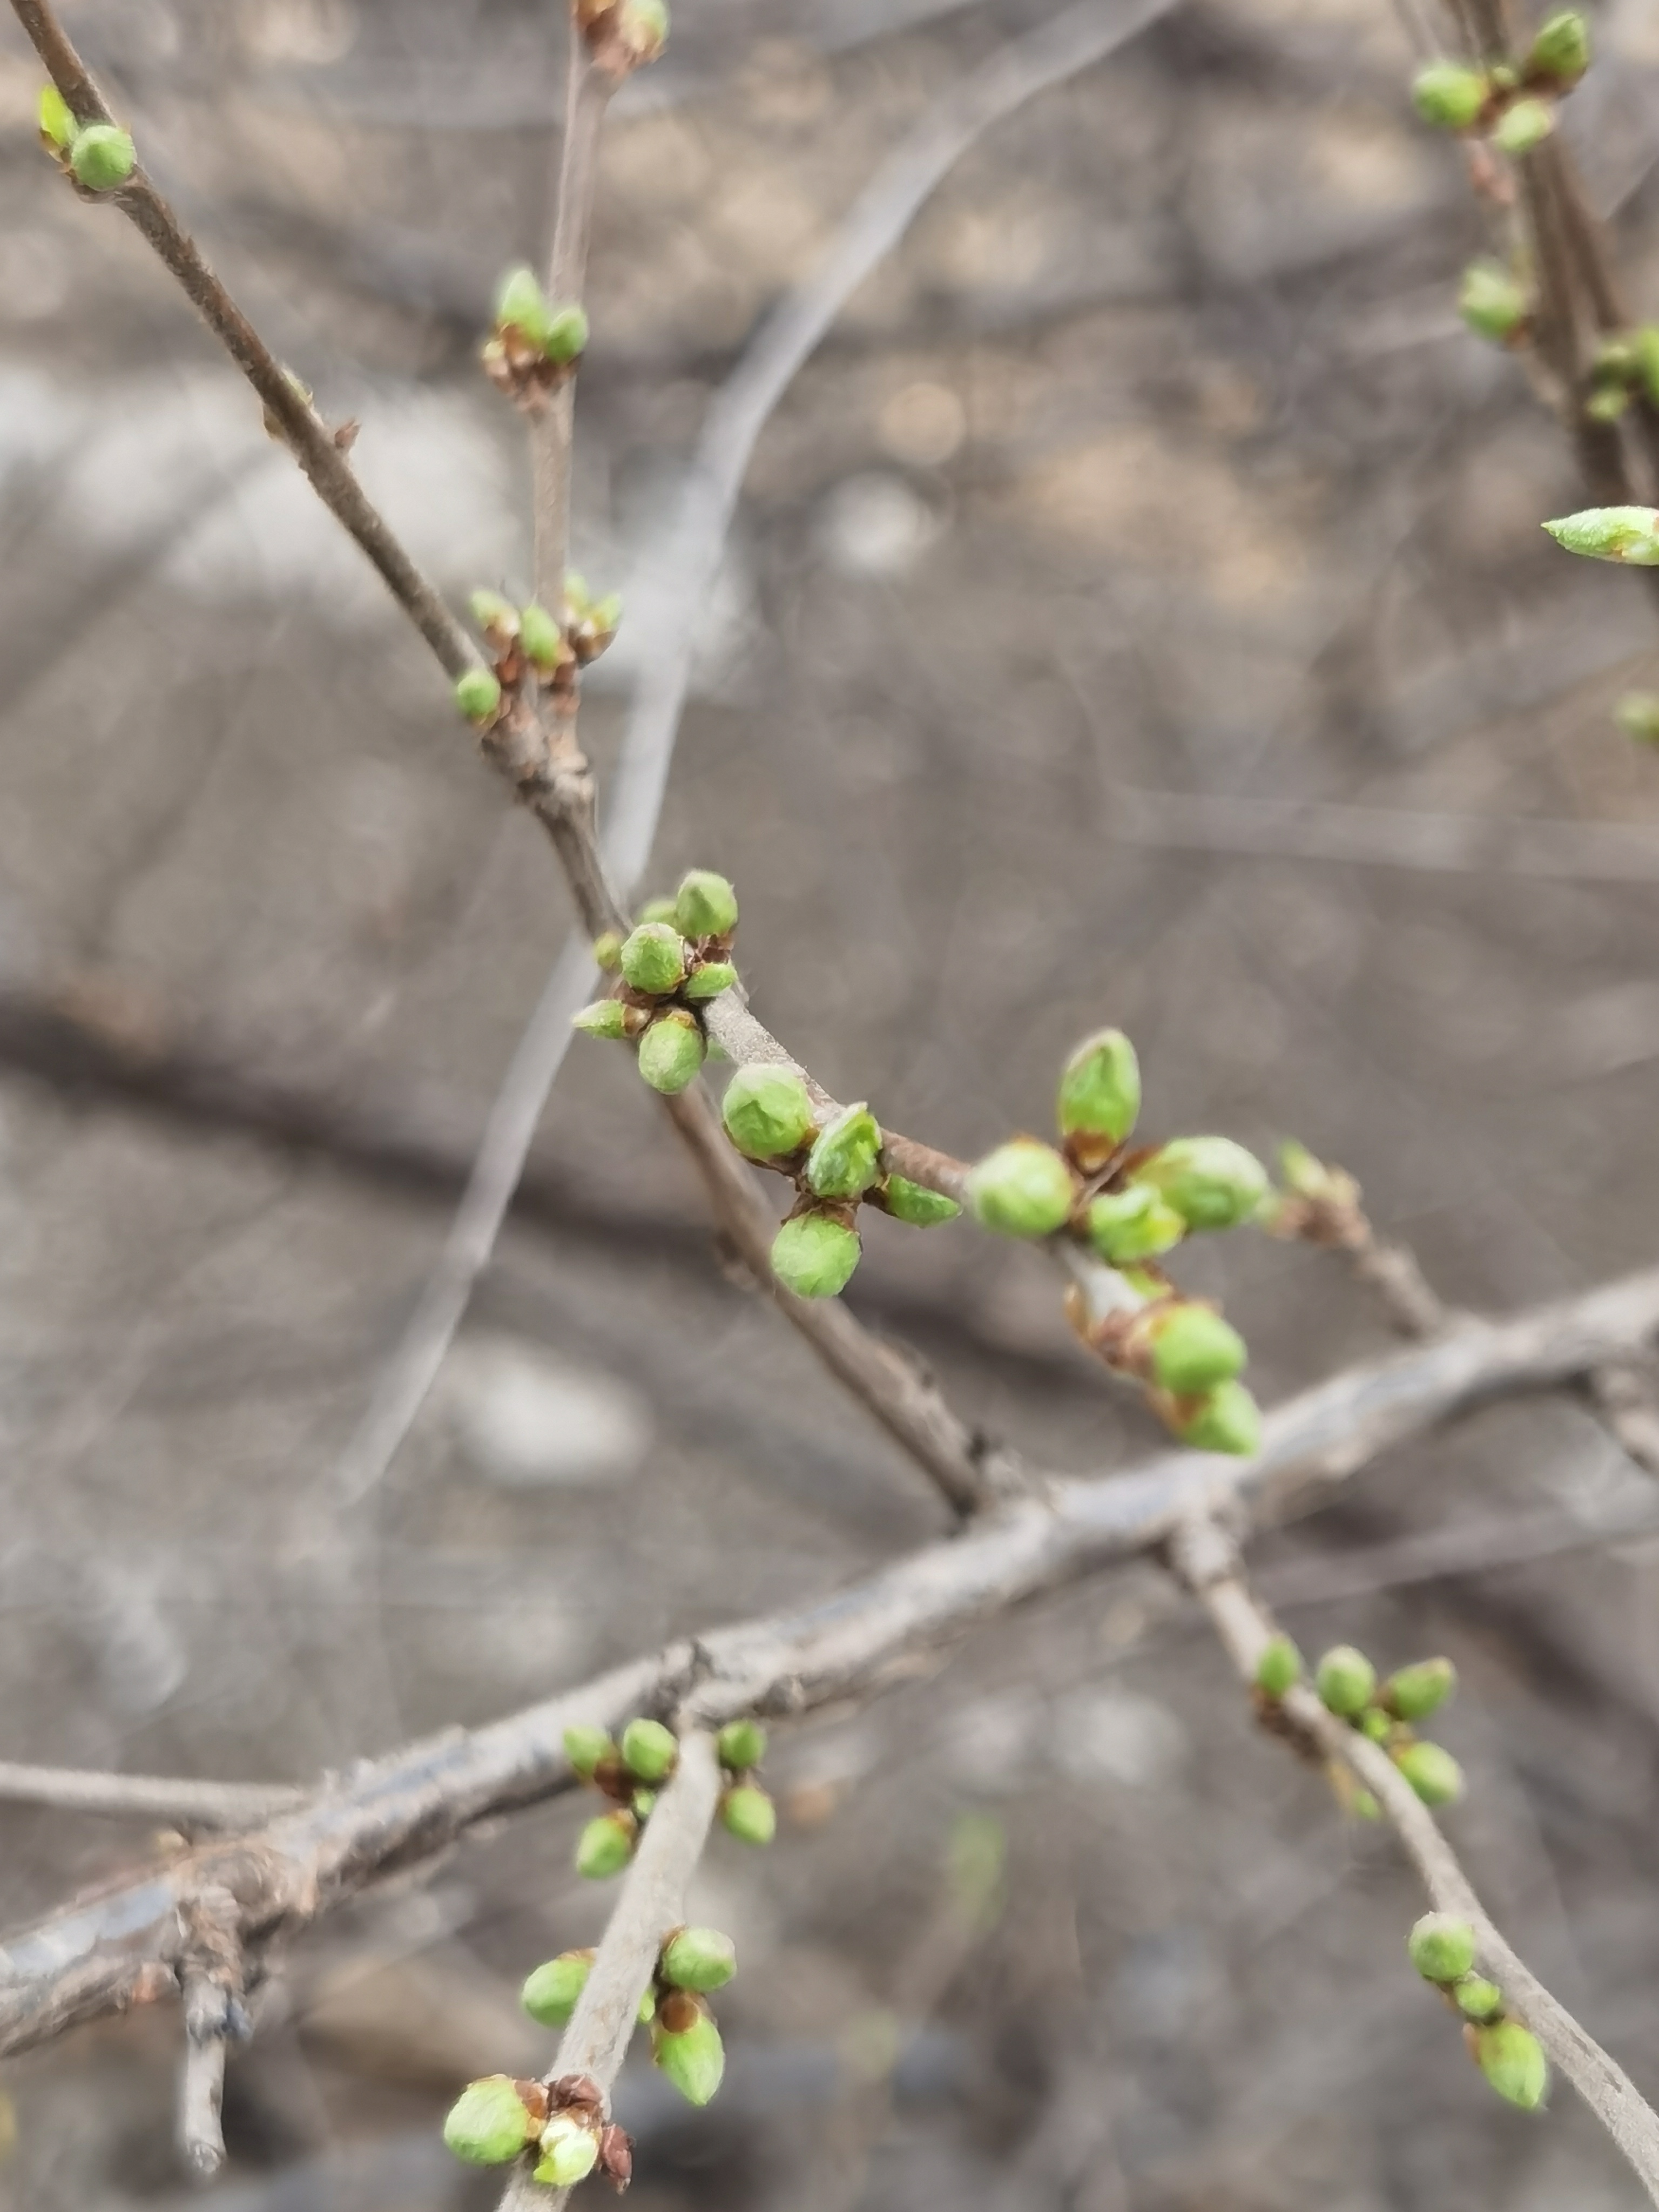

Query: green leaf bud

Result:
[443,2075,537,2164]
[454,667,502,723]
[544,304,589,365]
[1315,1644,1376,1718]
[1412,60,1489,129]
[1407,1912,1478,1984]
[1460,260,1529,344]
[1140,1137,1269,1231]
[717,1718,767,1770]
[1254,1634,1302,1698]
[576,1810,636,1878]
[534,2113,600,2188]
[1172,1379,1262,1456]
[806,1103,883,1200]
[1056,1027,1141,1165]
[674,869,739,940]
[468,587,520,642]
[1616,692,1659,744]
[620,0,670,62]
[1493,96,1554,154]
[771,1210,861,1299]
[721,1782,777,1845]
[521,1950,593,2026]
[637,1009,705,1095]
[1382,1657,1456,1721]
[591,590,624,633]
[1358,1705,1393,1743]
[495,264,555,347]
[1456,1977,1506,2024]
[594,930,623,972]
[632,1787,657,1820]
[1146,1304,1247,1395]
[682,959,738,1001]
[572,998,628,1040]
[1543,505,1659,564]
[1085,1183,1186,1264]
[652,2008,725,2106]
[69,124,136,191]
[966,1139,1076,1238]
[1526,10,1589,87]
[661,1926,737,1992]
[563,1722,613,1778]
[1393,1739,1465,1806]
[619,921,690,995]
[639,1988,657,2024]
[722,1064,815,1159]
[637,894,677,925]
[621,1716,678,1783]
[519,599,563,670]
[1475,2020,1548,2110]
[38,84,76,151]
[881,1174,961,1226]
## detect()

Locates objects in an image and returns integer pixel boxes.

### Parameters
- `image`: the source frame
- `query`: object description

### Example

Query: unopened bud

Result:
[638,1990,657,2025]
[594,930,623,972]
[1407,1912,1477,1984]
[806,1103,883,1201]
[443,2075,537,2164]
[881,1174,961,1226]
[1056,1028,1141,1166]
[1172,1379,1261,1456]
[721,1782,777,1845]
[572,999,628,1040]
[576,1810,636,1878]
[1393,1739,1465,1806]
[619,0,670,61]
[1456,1977,1505,2024]
[519,599,564,670]
[1085,1183,1186,1264]
[619,921,690,995]
[1460,260,1529,343]
[661,1926,737,1992]
[1525,9,1588,87]
[1474,2019,1547,2109]
[468,587,520,643]
[522,1950,594,2026]
[771,1210,861,1299]
[621,1716,678,1783]
[38,84,76,151]
[1382,1657,1456,1721]
[535,2113,601,2187]
[1493,96,1554,154]
[652,2007,725,2106]
[637,894,677,926]
[967,1139,1076,1238]
[1141,1136,1269,1231]
[1412,60,1489,129]
[454,667,502,724]
[1543,505,1659,564]
[495,264,554,347]
[632,1787,657,1821]
[1255,1634,1302,1698]
[637,1008,705,1094]
[674,868,738,940]
[682,959,737,1001]
[1315,1644,1375,1718]
[1358,1706,1393,1743]
[69,123,136,191]
[544,304,589,365]
[563,1723,613,1779]
[717,1718,767,1770]
[591,591,623,633]
[1145,1304,1247,1395]
[1615,692,1659,744]
[722,1064,814,1159]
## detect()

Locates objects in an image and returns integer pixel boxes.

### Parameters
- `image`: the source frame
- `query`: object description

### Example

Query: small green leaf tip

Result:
[544,303,589,366]
[1475,2020,1548,2110]
[1411,59,1489,130]
[882,1174,961,1227]
[1174,1379,1262,1456]
[661,1926,737,1992]
[652,2008,725,2106]
[495,264,554,345]
[563,1722,613,1779]
[69,123,135,191]
[1141,1136,1269,1232]
[572,999,628,1040]
[443,2075,536,2164]
[675,869,738,939]
[534,2113,601,2187]
[1147,1304,1247,1395]
[519,599,563,669]
[967,1138,1076,1238]
[1057,1028,1141,1165]
[619,921,690,995]
[1456,1977,1506,2024]
[1254,1634,1302,1699]
[1527,8,1588,86]
[1085,1183,1186,1265]
[576,1810,636,1878]
[722,1064,814,1160]
[721,1782,777,1845]
[621,1716,678,1783]
[1543,505,1659,565]
[638,1009,705,1094]
[682,959,737,1001]
[717,1718,767,1770]
[1384,1657,1456,1721]
[1393,1739,1465,1806]
[1493,96,1554,154]
[38,84,76,150]
[521,1950,593,2026]
[806,1103,883,1201]
[771,1210,861,1299]
[455,667,502,723]
[1407,1913,1477,1985]
[1460,260,1529,344]
[1616,692,1659,744]
[1315,1644,1376,1718]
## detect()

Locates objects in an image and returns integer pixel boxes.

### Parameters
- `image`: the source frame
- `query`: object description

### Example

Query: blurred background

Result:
[5,0,1659,2203]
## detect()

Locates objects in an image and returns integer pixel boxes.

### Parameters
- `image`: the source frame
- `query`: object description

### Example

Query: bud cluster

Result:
[562,1717,682,1879]
[482,265,590,405]
[717,1716,778,1845]
[1579,326,1659,427]
[441,2069,633,2189]
[37,86,137,193]
[648,1925,736,2105]
[1289,1643,1467,1812]
[1406,1914,1549,2111]
[573,871,741,1096]
[1409,13,1588,155]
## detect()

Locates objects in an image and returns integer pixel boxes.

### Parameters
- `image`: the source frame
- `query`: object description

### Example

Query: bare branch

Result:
[176,1884,246,2179]
[0,1763,302,1830]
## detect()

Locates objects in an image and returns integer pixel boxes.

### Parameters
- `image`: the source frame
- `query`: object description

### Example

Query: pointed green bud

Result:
[674,869,738,940]
[632,1787,657,1820]
[717,1718,767,1770]
[468,587,520,641]
[682,959,737,1001]
[1616,692,1659,744]
[1393,1739,1465,1806]
[1173,1380,1261,1456]
[1057,1028,1141,1165]
[1456,1977,1506,2024]
[722,1064,814,1159]
[1383,1657,1456,1721]
[653,2008,725,2105]
[806,1104,882,1200]
[1141,1137,1269,1231]
[69,124,136,191]
[1493,96,1554,154]
[495,264,555,346]
[881,1174,961,1226]
[721,1783,777,1845]
[1527,9,1589,85]
[639,1988,657,2023]
[637,894,676,925]
[1314,1644,1376,1717]
[519,600,563,670]
[591,591,624,633]
[454,667,502,723]
[1475,2020,1547,2109]
[967,1139,1076,1238]
[771,1211,861,1298]
[594,930,623,972]
[576,1810,636,1878]
[572,998,628,1040]
[1543,505,1659,564]
[1412,60,1489,129]
[1085,1183,1186,1264]
[38,84,76,151]
[563,1722,613,1779]
[1254,1634,1302,1698]
[1146,1304,1247,1395]
[1358,1706,1393,1743]
[637,1009,705,1094]
[661,1926,737,1992]
[443,2075,536,2164]
[1407,1912,1477,1984]
[544,304,589,365]
[621,1716,678,1783]
[535,2113,600,2187]
[619,921,690,995]
[620,0,670,62]
[521,1950,594,2026]
[1460,260,1529,343]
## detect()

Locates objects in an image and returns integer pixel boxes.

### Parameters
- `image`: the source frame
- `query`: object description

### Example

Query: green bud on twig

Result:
[454,668,502,724]
[576,1810,637,1878]
[1460,260,1529,344]
[652,2005,725,2105]
[572,999,628,1040]
[771,1210,861,1298]
[1407,1913,1477,1984]
[1492,96,1554,154]
[619,0,670,62]
[881,1174,961,1226]
[682,959,737,1001]
[722,1064,814,1159]
[721,1783,777,1845]
[1474,2019,1548,2109]
[563,1722,613,1779]
[1456,1977,1506,2024]
[1145,1304,1247,1395]
[495,265,555,347]
[674,869,739,939]
[468,587,520,643]
[1358,1706,1393,1743]
[594,930,623,972]
[1085,1183,1186,1265]
[661,1926,737,1992]
[1526,8,1588,87]
[637,1009,705,1094]
[806,1104,883,1200]
[443,2075,538,2164]
[1056,1028,1141,1165]
[1382,1657,1456,1721]
[535,2113,601,2187]
[1315,1644,1376,1718]
[1140,1137,1269,1231]
[521,1951,594,2026]
[967,1139,1076,1238]
[1393,1739,1465,1806]
[1412,60,1489,129]
[621,1716,678,1783]
[632,1786,657,1821]
[1254,1634,1303,1698]
[1173,1379,1262,1456]
[718,1718,767,1770]
[638,894,677,926]
[1544,505,1659,564]
[38,84,76,151]
[519,600,564,670]
[619,921,690,995]
[544,304,589,365]
[69,124,136,191]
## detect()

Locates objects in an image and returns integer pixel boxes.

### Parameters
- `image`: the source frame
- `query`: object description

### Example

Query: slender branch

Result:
[0,1762,301,1829]
[176,1884,245,2179]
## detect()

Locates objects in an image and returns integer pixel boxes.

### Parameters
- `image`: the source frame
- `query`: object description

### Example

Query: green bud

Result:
[1412,60,1489,130]
[1146,1304,1247,1395]
[1456,1977,1506,2024]
[621,1716,678,1783]
[1590,382,1633,422]
[1493,96,1554,154]
[966,1139,1076,1238]
[639,1988,657,2023]
[1085,1183,1186,1265]
[1140,1137,1269,1231]
[544,304,589,365]
[1358,1706,1393,1743]
[454,667,502,723]
[1543,505,1659,564]
[1172,1380,1261,1456]
[1407,1912,1477,1984]
[674,869,739,940]
[881,1174,961,1226]
[576,1810,636,1878]
[1254,1634,1302,1698]
[1383,1657,1456,1721]
[632,1787,657,1820]
[468,588,520,641]
[1315,1644,1376,1718]
[717,1718,767,1770]
[721,1063,814,1159]
[620,0,670,60]
[38,84,76,151]
[652,2008,725,2106]
[661,1926,737,1992]
[535,2113,600,2187]
[69,124,136,191]
[495,264,554,346]
[442,2075,536,2164]
[1393,1739,1465,1806]
[563,1722,613,1779]
[521,1950,593,2026]
[771,1210,861,1299]
[1617,692,1659,744]
[591,592,623,633]
[721,1782,777,1845]
[1475,2020,1548,2110]
[682,959,737,1001]
[1056,1028,1141,1164]
[572,998,628,1040]
[519,600,563,669]
[594,930,623,972]
[1459,260,1529,344]
[637,1009,705,1095]
[619,921,690,995]
[637,894,677,926]
[806,1103,883,1201]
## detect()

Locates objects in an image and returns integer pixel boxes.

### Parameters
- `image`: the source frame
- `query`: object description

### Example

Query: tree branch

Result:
[0,1763,302,1830]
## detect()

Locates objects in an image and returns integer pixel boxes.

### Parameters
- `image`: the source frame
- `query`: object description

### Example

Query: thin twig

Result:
[176,1884,245,2180]
[0,1762,302,1829]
